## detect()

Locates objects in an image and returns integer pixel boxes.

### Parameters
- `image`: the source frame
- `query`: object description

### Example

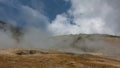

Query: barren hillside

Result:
[47,34,120,59]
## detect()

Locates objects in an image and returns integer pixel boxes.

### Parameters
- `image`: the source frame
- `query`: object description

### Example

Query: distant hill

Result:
[46,34,120,59]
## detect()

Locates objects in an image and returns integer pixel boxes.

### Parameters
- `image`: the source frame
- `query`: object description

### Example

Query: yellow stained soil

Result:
[0,48,119,68]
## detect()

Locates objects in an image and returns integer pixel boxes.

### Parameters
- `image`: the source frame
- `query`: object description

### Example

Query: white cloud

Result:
[49,0,115,35]
[48,14,77,35]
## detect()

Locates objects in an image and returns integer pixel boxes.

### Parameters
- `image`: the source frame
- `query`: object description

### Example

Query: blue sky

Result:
[0,0,120,35]
[0,0,70,27]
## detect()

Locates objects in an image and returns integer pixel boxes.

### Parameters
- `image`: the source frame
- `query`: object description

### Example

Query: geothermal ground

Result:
[0,48,119,68]
[0,34,120,68]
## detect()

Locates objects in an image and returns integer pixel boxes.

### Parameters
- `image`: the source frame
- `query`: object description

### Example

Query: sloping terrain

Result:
[0,48,120,68]
[0,34,119,68]
[47,34,120,59]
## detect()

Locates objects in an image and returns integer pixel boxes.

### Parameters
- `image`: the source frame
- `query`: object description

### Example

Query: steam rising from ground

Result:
[20,27,51,48]
[0,31,15,48]
[0,0,120,59]
[1,0,120,36]
[0,0,51,48]
[0,22,51,48]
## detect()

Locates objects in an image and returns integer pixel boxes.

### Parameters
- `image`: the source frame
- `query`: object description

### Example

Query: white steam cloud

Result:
[48,0,119,35]
[0,0,120,49]
[0,0,51,48]
[0,31,15,48]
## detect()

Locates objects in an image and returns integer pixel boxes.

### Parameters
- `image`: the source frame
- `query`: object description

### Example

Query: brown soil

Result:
[0,48,119,68]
